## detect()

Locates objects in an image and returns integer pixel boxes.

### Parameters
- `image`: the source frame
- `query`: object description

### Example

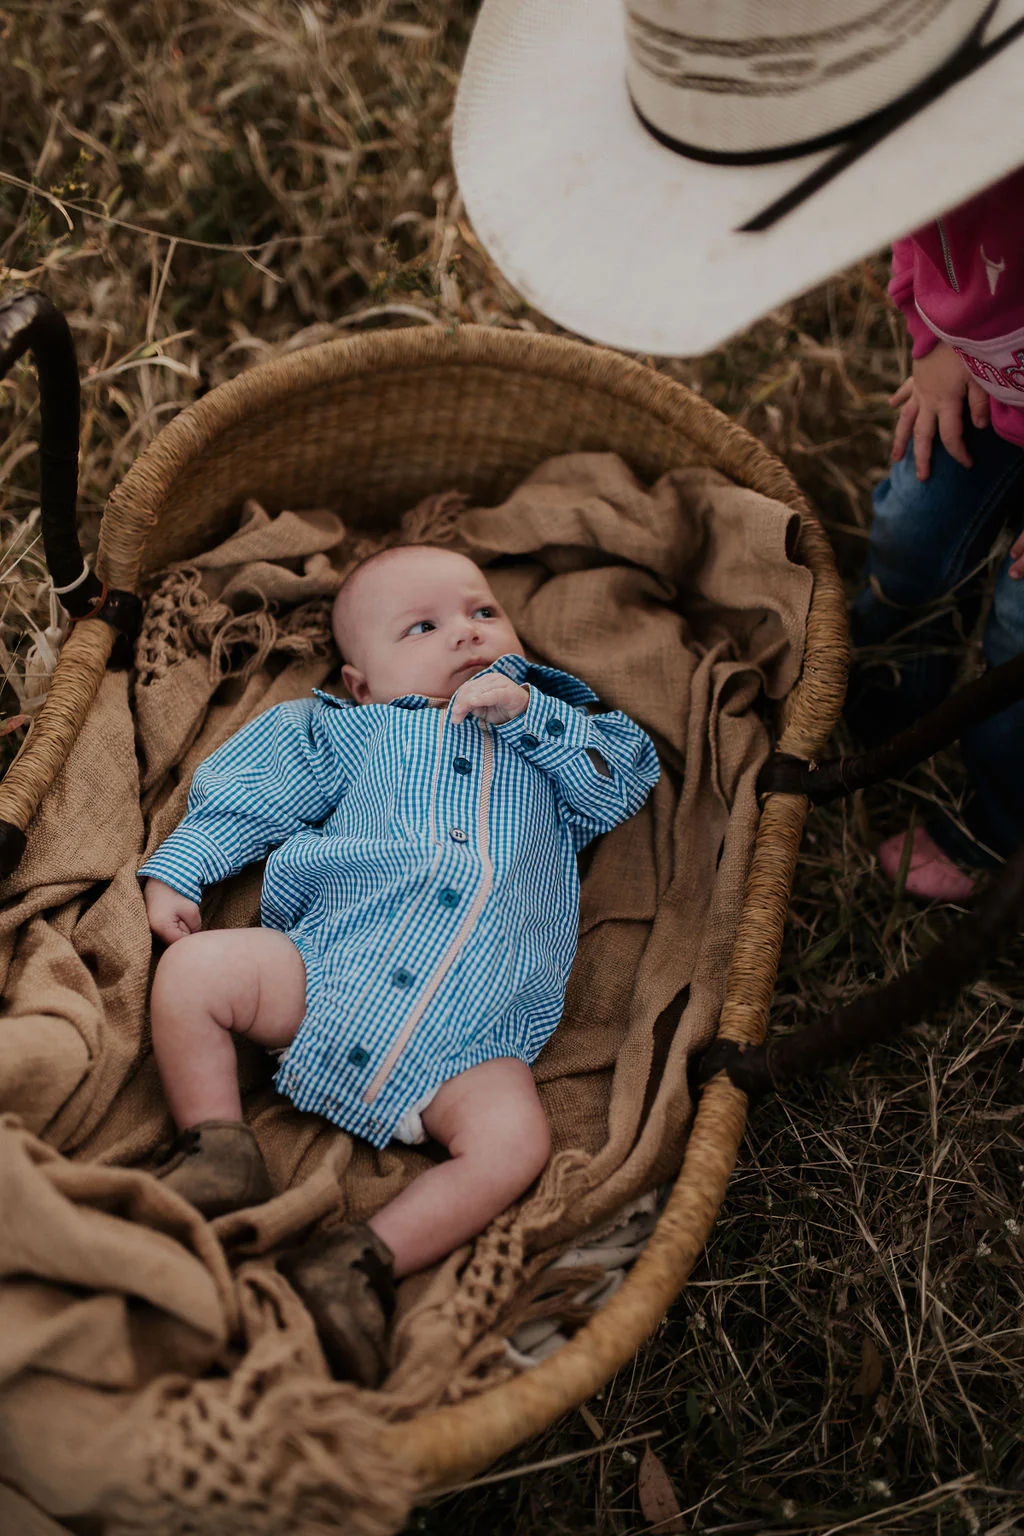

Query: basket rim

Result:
[87,324,848,1484]
[111,324,752,477]
[103,323,816,547]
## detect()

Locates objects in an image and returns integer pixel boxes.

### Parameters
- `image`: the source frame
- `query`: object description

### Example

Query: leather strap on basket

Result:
[758,652,1024,803]
[0,287,141,655]
[696,841,1024,1101]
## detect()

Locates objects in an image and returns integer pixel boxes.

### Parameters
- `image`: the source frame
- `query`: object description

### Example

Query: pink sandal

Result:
[878,826,976,901]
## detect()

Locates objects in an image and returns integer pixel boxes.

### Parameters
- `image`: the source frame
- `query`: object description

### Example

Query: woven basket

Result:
[0,323,847,1492]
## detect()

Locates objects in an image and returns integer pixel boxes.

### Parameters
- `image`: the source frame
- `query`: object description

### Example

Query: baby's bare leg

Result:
[369,1058,551,1278]
[150,928,306,1128]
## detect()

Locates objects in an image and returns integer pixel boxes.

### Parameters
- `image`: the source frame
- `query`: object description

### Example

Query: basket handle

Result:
[697,839,1024,1099]
[758,652,1024,802]
[716,655,1024,1095]
[0,287,107,614]
[0,288,142,878]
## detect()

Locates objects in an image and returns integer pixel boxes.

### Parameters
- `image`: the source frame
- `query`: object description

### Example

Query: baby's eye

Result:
[473,606,496,619]
[407,620,436,636]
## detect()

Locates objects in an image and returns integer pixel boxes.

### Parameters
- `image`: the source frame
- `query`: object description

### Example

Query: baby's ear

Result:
[341,663,372,705]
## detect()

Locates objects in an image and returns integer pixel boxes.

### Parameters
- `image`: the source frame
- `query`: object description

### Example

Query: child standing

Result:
[848,164,1024,900]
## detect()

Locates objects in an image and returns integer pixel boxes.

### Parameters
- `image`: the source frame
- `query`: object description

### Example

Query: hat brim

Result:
[453,0,1024,356]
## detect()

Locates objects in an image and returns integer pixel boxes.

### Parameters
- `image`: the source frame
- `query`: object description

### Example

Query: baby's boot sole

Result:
[277,1223,396,1388]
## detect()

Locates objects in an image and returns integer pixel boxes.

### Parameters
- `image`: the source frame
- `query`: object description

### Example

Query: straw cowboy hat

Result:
[453,0,1024,356]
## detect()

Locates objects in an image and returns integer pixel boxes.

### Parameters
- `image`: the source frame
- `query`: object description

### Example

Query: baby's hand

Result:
[450,674,529,726]
[143,877,201,944]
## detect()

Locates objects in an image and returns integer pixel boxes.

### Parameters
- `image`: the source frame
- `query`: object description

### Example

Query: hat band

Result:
[629,91,923,168]
[630,3,1024,232]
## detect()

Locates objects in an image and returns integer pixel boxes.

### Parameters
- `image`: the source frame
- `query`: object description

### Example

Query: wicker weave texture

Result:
[102,330,815,566]
[99,327,846,749]
[0,619,113,833]
[15,325,846,1483]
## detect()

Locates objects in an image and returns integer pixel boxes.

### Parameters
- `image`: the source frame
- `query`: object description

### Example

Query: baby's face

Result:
[336,546,523,705]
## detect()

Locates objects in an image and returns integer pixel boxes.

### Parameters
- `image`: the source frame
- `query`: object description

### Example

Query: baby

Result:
[140,543,659,1383]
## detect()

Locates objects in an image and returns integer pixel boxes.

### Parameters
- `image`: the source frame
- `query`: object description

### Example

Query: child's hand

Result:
[890,342,990,480]
[450,674,529,726]
[143,877,201,944]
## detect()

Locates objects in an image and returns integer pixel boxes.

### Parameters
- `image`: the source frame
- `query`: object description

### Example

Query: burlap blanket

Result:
[0,453,811,1534]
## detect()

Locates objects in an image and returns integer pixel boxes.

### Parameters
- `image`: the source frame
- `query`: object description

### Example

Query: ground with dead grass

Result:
[2,5,1023,1533]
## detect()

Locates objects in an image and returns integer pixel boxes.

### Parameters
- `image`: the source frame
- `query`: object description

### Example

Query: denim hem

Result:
[924,811,1002,872]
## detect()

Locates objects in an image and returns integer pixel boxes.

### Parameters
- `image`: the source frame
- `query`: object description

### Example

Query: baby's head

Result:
[333,544,524,704]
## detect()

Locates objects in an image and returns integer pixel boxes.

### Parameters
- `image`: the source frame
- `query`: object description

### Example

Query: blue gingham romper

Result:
[139,653,660,1148]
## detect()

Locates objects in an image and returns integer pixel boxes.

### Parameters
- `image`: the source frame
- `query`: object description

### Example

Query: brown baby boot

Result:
[277,1223,396,1389]
[156,1119,274,1219]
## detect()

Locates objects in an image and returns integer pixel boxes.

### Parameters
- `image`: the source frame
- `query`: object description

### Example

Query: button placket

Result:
[361,704,495,1115]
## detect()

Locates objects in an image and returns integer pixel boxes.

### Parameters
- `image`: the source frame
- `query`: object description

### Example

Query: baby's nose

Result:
[453,615,481,644]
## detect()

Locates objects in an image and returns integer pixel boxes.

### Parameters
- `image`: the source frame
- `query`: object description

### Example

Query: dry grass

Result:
[2,5,1023,1533]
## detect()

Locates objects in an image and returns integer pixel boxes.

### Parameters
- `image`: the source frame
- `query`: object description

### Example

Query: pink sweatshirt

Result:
[889,164,1024,448]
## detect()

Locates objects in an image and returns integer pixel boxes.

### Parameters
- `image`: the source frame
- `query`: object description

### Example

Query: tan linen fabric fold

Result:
[0,453,811,1533]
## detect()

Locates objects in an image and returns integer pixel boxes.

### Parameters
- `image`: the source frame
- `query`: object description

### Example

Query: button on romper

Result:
[139,654,660,1148]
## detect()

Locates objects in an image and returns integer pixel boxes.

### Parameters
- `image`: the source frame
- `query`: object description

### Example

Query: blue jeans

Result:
[848,417,1024,863]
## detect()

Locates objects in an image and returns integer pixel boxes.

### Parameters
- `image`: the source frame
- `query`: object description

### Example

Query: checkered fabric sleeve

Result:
[494,684,660,851]
[138,698,342,903]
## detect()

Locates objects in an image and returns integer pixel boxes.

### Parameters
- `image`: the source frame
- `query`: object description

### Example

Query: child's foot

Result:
[156,1119,274,1219]
[277,1223,396,1388]
[878,826,976,901]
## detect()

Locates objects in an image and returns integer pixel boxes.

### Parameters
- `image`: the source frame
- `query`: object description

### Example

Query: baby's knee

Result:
[523,1114,552,1186]
[151,932,241,1026]
[489,1094,551,1190]
[431,1059,551,1188]
[153,932,198,991]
